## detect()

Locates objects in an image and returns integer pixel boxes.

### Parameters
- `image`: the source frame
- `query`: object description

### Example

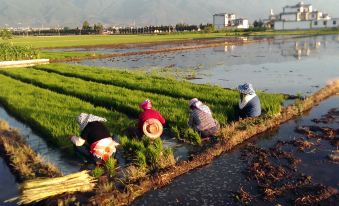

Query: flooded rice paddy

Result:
[0,107,80,174]
[73,35,339,95]
[46,37,253,54]
[132,96,339,206]
[0,35,338,205]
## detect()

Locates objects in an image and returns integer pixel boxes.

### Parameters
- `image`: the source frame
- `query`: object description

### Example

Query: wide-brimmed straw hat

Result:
[142,118,163,140]
[140,99,152,110]
[238,83,255,95]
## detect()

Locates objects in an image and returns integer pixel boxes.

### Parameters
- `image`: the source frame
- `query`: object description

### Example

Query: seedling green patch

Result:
[0,64,284,145]
[0,74,133,150]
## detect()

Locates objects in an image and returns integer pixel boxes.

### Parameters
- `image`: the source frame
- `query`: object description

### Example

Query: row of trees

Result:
[0,29,13,40]
[5,19,269,37]
[81,21,104,34]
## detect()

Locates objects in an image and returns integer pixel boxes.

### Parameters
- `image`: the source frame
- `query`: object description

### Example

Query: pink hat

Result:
[140,99,152,110]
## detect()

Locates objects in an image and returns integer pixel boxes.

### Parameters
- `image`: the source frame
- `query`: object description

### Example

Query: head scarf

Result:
[189,98,199,107]
[76,113,107,132]
[189,98,212,115]
[238,83,255,95]
[140,99,152,110]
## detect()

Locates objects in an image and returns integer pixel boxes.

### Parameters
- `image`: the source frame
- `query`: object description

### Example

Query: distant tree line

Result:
[9,20,219,36]
[8,19,273,37]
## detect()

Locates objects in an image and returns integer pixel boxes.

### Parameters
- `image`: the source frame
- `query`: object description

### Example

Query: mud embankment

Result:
[90,80,339,205]
[0,120,61,182]
[232,104,339,205]
[48,34,317,63]
[50,38,254,63]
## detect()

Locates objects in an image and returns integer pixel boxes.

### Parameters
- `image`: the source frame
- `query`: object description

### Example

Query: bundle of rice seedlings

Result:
[19,170,97,205]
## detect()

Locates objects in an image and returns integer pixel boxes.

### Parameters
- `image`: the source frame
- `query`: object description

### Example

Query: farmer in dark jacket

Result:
[238,83,261,118]
[70,113,119,164]
[188,98,220,137]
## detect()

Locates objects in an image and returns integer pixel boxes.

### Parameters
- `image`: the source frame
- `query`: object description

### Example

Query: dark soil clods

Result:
[235,107,339,205]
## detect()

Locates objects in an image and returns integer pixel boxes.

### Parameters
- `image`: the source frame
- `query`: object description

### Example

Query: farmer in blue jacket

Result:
[238,83,261,118]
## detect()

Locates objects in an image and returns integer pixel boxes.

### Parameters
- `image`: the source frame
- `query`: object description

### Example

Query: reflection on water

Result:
[0,158,18,206]
[280,38,324,60]
[213,45,235,53]
[0,107,80,174]
[133,96,339,206]
[73,35,339,95]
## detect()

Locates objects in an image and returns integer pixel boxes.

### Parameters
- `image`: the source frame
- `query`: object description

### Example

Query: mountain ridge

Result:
[0,0,338,27]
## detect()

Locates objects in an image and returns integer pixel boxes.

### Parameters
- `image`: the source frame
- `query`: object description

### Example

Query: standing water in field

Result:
[0,107,80,174]
[0,158,19,206]
[132,96,339,206]
[74,35,339,95]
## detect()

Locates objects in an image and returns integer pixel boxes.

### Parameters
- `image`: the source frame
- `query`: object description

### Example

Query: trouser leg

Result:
[73,144,97,163]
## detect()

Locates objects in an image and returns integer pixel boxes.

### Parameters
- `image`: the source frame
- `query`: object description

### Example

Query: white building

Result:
[233,18,249,29]
[271,1,338,30]
[213,13,249,30]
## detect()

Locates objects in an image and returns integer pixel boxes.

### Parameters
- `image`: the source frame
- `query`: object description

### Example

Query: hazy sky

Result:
[0,0,339,26]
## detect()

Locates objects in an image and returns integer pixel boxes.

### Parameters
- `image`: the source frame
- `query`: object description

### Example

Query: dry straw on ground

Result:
[19,170,96,205]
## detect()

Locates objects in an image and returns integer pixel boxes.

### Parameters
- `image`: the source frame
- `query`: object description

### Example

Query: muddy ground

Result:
[234,107,339,205]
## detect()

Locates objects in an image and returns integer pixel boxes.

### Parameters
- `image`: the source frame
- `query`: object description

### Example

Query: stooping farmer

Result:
[188,98,220,137]
[238,83,261,118]
[70,113,119,164]
[138,99,166,139]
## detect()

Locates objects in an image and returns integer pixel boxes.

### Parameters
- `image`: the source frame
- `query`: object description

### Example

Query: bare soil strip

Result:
[90,80,339,205]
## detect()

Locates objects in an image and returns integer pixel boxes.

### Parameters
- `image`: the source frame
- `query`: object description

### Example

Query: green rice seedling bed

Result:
[0,68,230,129]
[34,64,284,116]
[0,74,133,150]
[36,64,283,117]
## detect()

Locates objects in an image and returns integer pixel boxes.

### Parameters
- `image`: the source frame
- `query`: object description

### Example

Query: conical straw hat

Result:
[142,118,163,140]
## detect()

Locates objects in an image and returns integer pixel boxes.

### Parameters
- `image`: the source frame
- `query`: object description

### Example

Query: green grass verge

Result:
[40,51,100,60]
[0,74,133,150]
[0,33,227,48]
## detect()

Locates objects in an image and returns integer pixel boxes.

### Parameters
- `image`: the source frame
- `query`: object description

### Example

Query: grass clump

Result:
[92,166,105,178]
[171,126,202,145]
[120,136,175,171]
[105,157,117,178]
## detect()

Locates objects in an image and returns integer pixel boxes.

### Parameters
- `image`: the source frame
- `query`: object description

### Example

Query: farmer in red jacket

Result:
[138,99,166,139]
